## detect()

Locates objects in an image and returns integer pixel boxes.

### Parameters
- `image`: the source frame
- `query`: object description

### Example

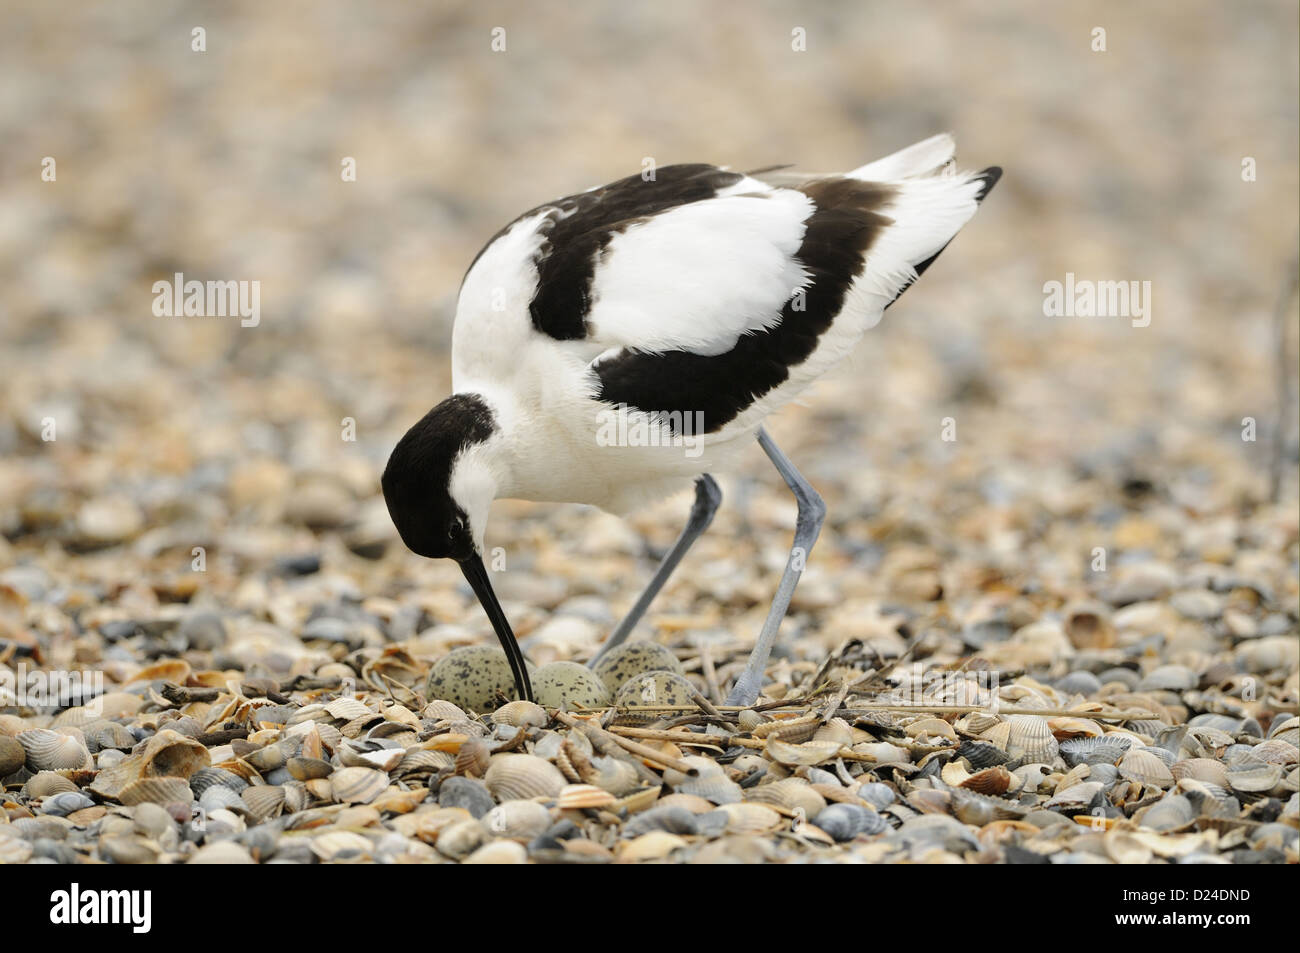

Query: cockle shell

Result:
[1045,781,1104,811]
[1171,758,1230,788]
[454,737,491,778]
[1134,794,1197,831]
[23,771,79,798]
[492,700,549,728]
[329,766,388,804]
[954,740,1011,768]
[656,793,718,814]
[325,697,376,721]
[485,754,566,801]
[422,700,469,722]
[286,756,333,781]
[1253,740,1298,765]
[1267,716,1298,745]
[853,742,911,764]
[750,715,820,742]
[371,786,427,815]
[89,729,210,801]
[661,755,718,787]
[812,803,887,841]
[617,831,688,861]
[980,721,1012,751]
[311,830,376,862]
[673,773,743,805]
[1059,736,1132,767]
[580,755,641,796]
[283,780,310,811]
[765,737,842,767]
[907,789,952,814]
[950,789,1027,825]
[82,720,137,752]
[1176,779,1238,816]
[1226,760,1283,794]
[807,782,865,807]
[956,712,1002,737]
[1048,717,1105,739]
[241,737,299,772]
[245,784,292,820]
[1104,830,1154,864]
[343,746,403,773]
[712,802,782,833]
[119,777,193,806]
[557,783,617,810]
[199,785,246,814]
[1118,748,1175,787]
[962,765,1014,795]
[905,718,958,741]
[188,766,248,796]
[398,748,455,776]
[813,718,854,748]
[1005,715,1059,765]
[745,778,828,818]
[17,729,93,771]
[940,760,974,787]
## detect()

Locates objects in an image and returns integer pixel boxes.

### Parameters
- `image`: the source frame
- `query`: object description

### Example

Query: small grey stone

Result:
[437,776,494,819]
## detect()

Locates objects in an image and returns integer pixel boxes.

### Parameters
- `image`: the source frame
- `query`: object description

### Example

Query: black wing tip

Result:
[973,166,1003,202]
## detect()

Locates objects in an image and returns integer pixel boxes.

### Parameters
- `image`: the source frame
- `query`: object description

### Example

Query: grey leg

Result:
[724,428,826,706]
[589,475,722,667]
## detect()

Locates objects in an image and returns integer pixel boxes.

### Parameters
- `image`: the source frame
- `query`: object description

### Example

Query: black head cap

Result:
[381,393,497,561]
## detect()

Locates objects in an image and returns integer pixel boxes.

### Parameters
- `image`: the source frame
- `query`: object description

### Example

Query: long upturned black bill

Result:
[459,555,533,703]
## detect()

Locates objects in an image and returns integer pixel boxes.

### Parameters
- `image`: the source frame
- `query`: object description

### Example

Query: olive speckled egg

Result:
[532,661,612,711]
[613,671,697,717]
[426,646,536,712]
[592,641,685,694]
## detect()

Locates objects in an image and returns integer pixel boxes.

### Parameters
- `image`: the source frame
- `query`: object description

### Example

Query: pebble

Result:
[438,777,495,819]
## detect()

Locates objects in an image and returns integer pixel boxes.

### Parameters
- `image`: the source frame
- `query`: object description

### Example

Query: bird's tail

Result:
[850,132,959,181]
[845,135,1001,309]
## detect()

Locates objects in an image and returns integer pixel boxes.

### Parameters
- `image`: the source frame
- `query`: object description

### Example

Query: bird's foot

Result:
[723,677,762,709]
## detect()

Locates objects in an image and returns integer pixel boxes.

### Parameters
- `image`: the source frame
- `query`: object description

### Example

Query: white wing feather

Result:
[586,186,813,356]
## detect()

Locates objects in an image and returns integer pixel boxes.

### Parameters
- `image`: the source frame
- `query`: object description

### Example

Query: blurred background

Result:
[0,1,1296,673]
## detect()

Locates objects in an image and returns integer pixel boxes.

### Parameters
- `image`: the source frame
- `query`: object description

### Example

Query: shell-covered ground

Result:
[1,2,1298,863]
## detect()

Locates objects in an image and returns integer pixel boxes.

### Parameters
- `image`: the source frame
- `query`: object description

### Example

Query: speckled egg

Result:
[592,641,685,695]
[613,671,697,723]
[532,661,612,711]
[426,646,536,712]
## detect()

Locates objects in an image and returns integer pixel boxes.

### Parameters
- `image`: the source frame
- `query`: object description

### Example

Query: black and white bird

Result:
[383,133,1000,707]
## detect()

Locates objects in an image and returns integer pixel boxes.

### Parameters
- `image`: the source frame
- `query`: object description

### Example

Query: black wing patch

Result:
[463,164,743,341]
[593,178,895,434]
[529,165,743,340]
